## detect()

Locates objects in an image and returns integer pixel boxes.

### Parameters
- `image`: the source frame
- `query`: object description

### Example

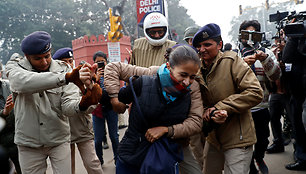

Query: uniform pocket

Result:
[45,88,62,113]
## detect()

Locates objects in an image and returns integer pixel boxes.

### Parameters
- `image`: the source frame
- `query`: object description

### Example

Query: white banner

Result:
[107,42,121,62]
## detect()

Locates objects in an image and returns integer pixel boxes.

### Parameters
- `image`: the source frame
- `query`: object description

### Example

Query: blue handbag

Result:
[129,76,183,174]
[140,136,183,174]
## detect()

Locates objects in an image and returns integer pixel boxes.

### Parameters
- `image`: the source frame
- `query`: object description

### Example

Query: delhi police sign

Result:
[136,0,165,27]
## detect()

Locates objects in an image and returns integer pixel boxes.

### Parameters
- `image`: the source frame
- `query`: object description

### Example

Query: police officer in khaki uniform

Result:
[5,31,99,174]
[192,24,263,174]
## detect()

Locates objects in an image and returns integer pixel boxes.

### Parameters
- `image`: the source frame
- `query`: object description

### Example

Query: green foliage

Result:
[0,0,195,64]
[168,0,197,43]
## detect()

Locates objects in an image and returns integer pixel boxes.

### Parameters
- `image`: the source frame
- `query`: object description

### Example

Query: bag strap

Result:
[129,76,149,127]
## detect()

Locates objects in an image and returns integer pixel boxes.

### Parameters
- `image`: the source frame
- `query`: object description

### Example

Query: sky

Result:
[179,0,305,44]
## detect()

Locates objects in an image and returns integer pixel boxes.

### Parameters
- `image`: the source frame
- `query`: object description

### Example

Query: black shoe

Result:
[102,141,109,149]
[266,143,284,154]
[118,125,128,129]
[285,161,306,171]
[256,159,269,174]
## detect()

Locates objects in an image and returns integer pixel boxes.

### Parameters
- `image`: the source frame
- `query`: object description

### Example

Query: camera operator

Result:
[238,20,281,174]
[281,28,306,171]
[267,31,293,155]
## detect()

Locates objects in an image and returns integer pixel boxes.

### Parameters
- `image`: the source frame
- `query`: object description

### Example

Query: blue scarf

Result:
[157,64,190,103]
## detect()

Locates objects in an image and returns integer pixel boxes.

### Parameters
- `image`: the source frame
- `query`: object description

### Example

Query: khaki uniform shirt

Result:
[197,51,263,150]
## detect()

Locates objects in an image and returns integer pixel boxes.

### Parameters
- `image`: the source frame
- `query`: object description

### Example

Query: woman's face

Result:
[168,61,199,87]
[197,39,222,64]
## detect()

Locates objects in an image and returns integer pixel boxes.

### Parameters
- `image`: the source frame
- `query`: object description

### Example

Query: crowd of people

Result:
[0,11,305,174]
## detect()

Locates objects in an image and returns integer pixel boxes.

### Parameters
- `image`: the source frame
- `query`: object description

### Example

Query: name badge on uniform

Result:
[285,63,292,72]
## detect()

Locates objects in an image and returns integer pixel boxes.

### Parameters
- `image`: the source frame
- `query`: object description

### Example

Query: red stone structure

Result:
[72,34,131,65]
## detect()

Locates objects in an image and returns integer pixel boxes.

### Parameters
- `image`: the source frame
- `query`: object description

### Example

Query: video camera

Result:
[283,11,306,38]
[269,11,306,38]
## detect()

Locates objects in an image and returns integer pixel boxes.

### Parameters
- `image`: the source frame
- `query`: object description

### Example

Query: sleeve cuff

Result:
[167,126,174,138]
[260,53,271,64]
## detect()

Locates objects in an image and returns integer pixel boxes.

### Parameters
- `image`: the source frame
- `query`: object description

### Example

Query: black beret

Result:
[53,47,73,60]
[21,31,52,55]
[192,23,221,48]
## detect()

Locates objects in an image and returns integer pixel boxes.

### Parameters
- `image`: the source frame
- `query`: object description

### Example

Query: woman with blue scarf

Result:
[79,45,228,174]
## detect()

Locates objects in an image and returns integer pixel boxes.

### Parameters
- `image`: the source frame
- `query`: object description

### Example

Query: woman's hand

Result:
[211,110,228,124]
[79,63,97,90]
[202,107,216,122]
[3,94,14,116]
[145,126,168,143]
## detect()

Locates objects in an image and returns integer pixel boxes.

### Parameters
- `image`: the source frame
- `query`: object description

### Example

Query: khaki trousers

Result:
[203,142,253,174]
[72,139,103,174]
[18,142,71,174]
[189,132,205,169]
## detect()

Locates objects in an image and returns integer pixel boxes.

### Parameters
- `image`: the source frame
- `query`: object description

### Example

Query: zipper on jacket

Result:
[239,116,243,140]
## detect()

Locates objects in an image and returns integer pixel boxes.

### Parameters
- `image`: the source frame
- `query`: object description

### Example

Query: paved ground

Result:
[46,125,305,174]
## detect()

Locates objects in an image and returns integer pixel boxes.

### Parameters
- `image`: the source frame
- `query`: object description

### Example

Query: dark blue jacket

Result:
[118,75,191,167]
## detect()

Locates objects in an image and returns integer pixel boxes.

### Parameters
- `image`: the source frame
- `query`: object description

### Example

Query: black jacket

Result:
[282,37,306,96]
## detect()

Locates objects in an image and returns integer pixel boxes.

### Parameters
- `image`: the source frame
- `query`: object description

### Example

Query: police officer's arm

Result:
[5,59,68,94]
[214,56,263,114]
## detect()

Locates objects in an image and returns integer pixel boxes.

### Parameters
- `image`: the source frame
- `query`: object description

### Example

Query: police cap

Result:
[192,23,221,48]
[21,31,52,55]
[53,47,73,60]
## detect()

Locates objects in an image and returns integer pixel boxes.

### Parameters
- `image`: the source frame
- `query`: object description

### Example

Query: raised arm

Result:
[5,58,68,94]
[104,62,159,97]
[260,48,281,81]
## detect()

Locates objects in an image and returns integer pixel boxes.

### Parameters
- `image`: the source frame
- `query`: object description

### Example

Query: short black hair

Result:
[224,43,232,51]
[93,51,107,62]
[212,36,223,45]
[210,36,223,50]
[239,20,261,32]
